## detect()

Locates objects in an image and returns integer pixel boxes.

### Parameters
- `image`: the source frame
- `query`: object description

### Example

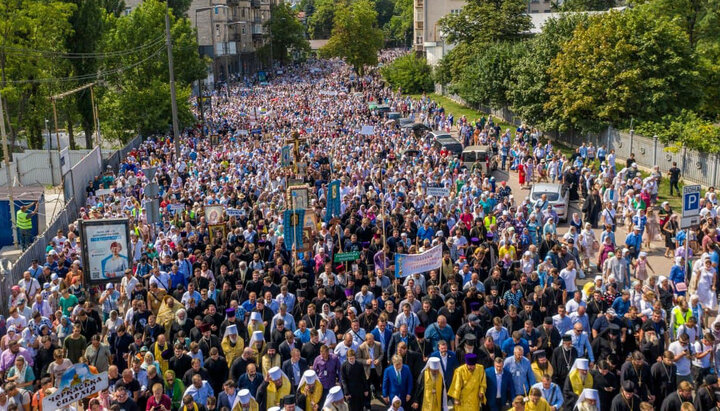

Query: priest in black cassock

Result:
[551,335,577,386]
[659,381,694,411]
[619,351,652,402]
[694,374,720,411]
[650,351,677,408]
[590,360,618,409]
[610,381,641,411]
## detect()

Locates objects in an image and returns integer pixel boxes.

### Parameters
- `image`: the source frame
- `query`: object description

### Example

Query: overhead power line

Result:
[0,34,166,59]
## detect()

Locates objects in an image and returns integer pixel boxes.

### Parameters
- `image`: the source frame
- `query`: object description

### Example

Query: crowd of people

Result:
[4,53,720,411]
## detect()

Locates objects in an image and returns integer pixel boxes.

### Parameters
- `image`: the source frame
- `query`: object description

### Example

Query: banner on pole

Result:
[426,186,450,197]
[283,209,305,251]
[281,145,292,167]
[394,245,442,278]
[325,179,341,222]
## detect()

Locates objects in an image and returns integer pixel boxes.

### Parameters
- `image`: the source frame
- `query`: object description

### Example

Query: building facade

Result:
[412,0,466,65]
[123,0,275,83]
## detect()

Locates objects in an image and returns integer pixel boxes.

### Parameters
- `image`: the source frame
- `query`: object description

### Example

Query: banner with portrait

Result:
[204,205,224,225]
[325,179,341,223]
[80,219,130,284]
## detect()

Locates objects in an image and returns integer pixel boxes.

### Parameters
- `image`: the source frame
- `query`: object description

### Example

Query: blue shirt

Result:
[486,327,510,347]
[552,315,573,335]
[566,330,594,362]
[501,338,530,357]
[611,297,630,317]
[503,356,536,396]
[532,382,564,409]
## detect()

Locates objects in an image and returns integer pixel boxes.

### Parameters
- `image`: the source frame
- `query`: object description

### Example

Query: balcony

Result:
[252,23,264,36]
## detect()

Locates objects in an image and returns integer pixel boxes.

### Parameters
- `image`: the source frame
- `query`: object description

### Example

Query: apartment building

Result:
[413,0,466,65]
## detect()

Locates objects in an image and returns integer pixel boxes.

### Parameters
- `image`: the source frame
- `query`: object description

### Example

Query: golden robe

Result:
[421,369,444,411]
[525,397,553,411]
[261,354,282,377]
[221,336,245,367]
[531,361,554,382]
[298,380,324,411]
[448,364,486,411]
[232,398,259,411]
[568,369,593,396]
[265,376,291,408]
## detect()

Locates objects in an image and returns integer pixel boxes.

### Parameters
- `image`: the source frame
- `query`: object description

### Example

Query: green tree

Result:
[509,14,589,128]
[373,0,395,28]
[452,41,526,108]
[100,0,206,141]
[0,0,75,149]
[438,0,532,45]
[263,2,310,64]
[64,0,105,148]
[545,8,701,132]
[308,0,337,39]
[557,0,617,11]
[380,53,434,94]
[319,0,383,75]
[384,0,412,47]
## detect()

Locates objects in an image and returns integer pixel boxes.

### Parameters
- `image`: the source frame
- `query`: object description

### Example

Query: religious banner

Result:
[204,205,223,225]
[226,208,244,218]
[168,203,185,215]
[288,185,309,211]
[394,244,443,278]
[80,218,130,283]
[209,224,227,244]
[426,186,450,197]
[325,179,341,223]
[43,364,108,410]
[281,145,292,167]
[283,209,305,251]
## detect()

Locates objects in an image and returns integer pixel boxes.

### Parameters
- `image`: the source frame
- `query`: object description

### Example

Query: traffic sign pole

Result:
[681,185,701,275]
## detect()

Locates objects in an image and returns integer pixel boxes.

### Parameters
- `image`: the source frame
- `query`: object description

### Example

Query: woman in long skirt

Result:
[518,162,526,186]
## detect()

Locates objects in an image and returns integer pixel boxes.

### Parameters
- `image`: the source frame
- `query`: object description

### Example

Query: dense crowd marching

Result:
[5,53,720,411]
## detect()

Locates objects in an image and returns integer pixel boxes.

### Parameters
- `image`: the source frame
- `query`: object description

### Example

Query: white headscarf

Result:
[322,386,345,409]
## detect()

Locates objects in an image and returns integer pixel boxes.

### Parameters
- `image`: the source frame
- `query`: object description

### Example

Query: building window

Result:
[242,26,246,34]
[450,9,461,15]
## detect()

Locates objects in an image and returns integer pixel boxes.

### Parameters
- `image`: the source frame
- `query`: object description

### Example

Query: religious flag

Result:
[283,209,305,251]
[281,145,292,167]
[325,179,341,223]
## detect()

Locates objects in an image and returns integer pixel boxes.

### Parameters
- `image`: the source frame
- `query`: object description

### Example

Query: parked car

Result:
[529,183,570,222]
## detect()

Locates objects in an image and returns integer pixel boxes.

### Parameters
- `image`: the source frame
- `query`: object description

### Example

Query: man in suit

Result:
[485,356,515,410]
[341,349,369,411]
[429,340,459,388]
[357,333,384,398]
[216,379,239,409]
[397,341,423,382]
[278,330,300,364]
[280,348,307,392]
[382,354,413,409]
[370,319,393,361]
[387,324,418,358]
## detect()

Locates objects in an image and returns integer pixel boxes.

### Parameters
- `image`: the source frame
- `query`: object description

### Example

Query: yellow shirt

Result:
[298,380,323,411]
[531,361,554,382]
[232,398,259,411]
[448,364,486,411]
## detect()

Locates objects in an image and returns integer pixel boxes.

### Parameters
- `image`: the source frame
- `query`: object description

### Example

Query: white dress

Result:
[696,268,718,310]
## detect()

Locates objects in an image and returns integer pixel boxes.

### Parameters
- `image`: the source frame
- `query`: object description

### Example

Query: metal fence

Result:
[1,135,144,314]
[553,126,720,188]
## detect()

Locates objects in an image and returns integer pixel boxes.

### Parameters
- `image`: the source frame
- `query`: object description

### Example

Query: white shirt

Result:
[668,341,693,376]
[559,268,577,292]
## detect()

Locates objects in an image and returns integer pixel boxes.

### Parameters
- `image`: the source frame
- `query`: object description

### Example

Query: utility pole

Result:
[165,1,181,159]
[0,92,18,247]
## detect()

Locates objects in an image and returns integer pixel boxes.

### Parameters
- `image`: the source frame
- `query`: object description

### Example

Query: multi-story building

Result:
[123,0,275,83]
[412,0,466,65]
[190,0,275,83]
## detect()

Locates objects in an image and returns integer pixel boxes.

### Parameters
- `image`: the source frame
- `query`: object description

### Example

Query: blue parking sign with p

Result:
[684,192,699,212]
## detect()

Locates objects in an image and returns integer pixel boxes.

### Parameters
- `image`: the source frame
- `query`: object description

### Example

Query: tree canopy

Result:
[264,2,310,65]
[380,53,434,94]
[319,0,383,75]
[438,0,532,45]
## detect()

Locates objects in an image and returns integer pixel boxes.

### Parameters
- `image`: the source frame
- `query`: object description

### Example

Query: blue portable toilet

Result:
[0,186,46,248]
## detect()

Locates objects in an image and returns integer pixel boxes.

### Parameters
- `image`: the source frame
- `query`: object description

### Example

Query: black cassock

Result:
[694,385,718,411]
[609,393,641,411]
[650,362,677,407]
[660,392,690,411]
[550,346,577,386]
[590,369,618,410]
